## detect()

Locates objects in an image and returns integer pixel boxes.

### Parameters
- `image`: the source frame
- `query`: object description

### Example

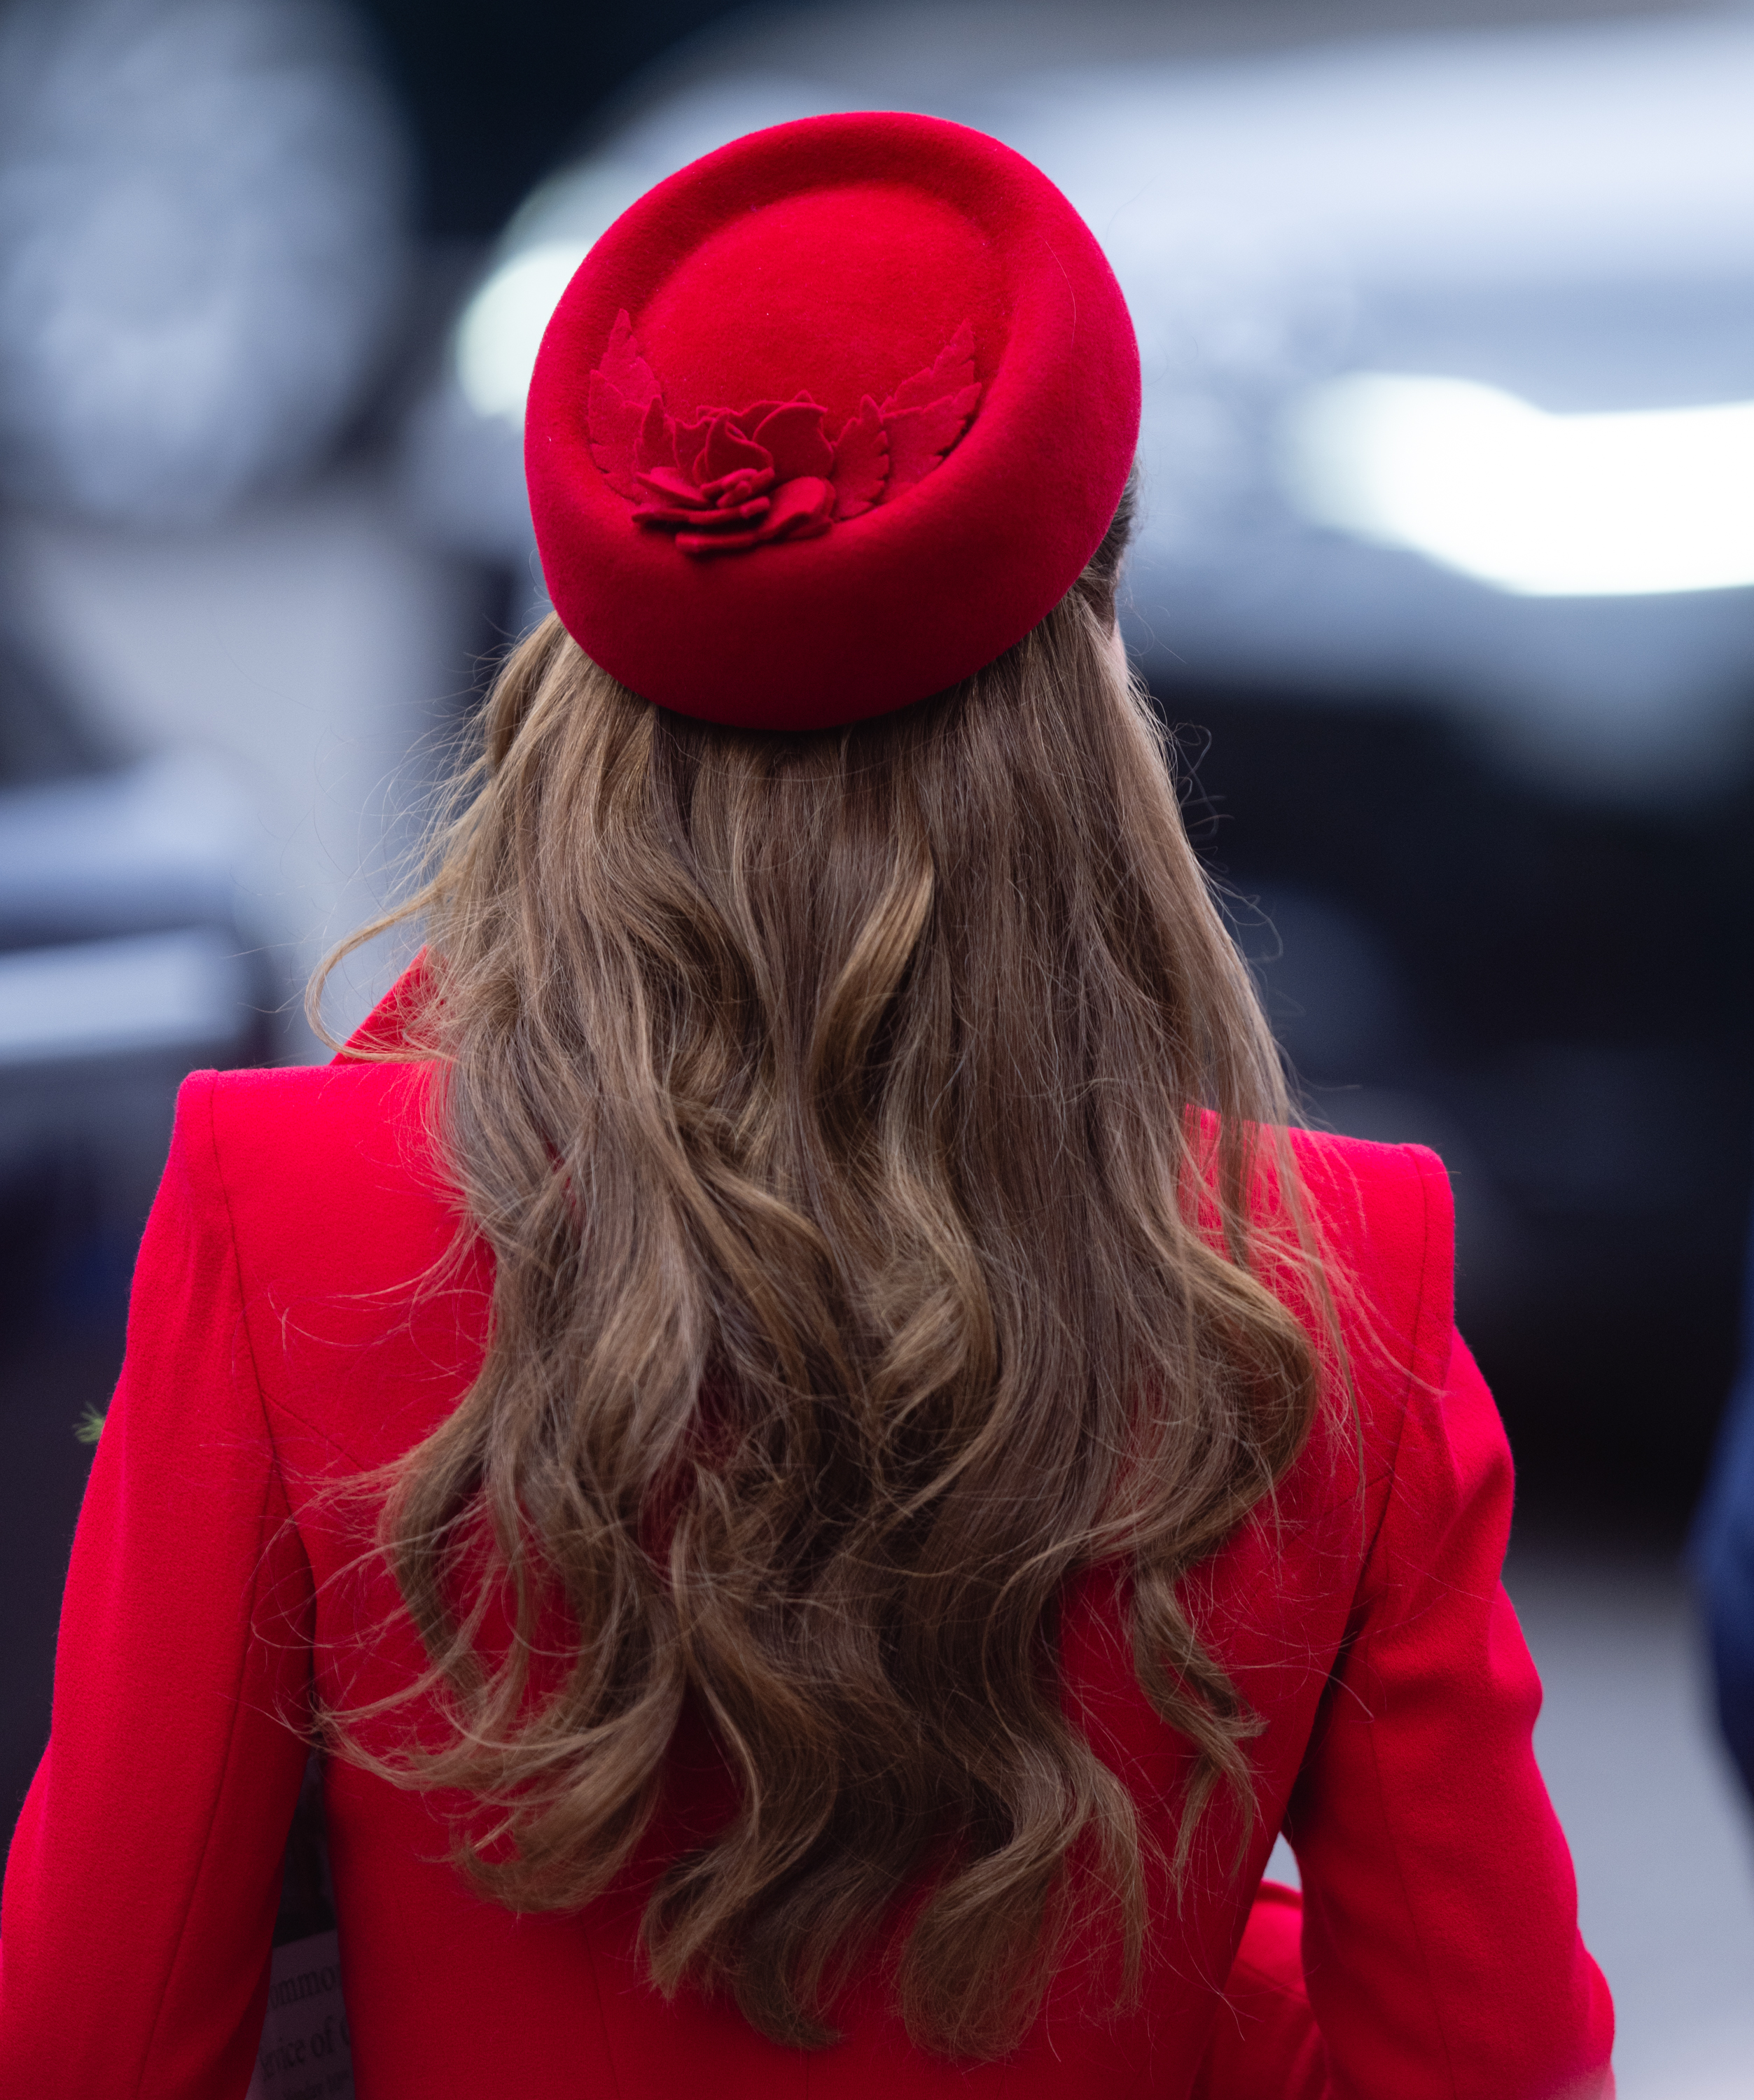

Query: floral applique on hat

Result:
[587,312,982,556]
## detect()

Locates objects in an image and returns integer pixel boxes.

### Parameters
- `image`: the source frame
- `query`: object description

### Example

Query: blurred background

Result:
[1,0,1751,2088]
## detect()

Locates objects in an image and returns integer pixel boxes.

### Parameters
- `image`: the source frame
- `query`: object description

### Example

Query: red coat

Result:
[0,995,1614,2098]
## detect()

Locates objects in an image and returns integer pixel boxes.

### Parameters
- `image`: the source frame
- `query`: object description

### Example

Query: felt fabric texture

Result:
[525,113,1141,729]
[0,981,1614,2097]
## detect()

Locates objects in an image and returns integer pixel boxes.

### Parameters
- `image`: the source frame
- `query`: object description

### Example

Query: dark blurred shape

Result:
[1183,683,1754,1530]
[1693,1221,1754,1805]
[0,0,411,524]
[1242,887,1414,1084]
[274,1755,339,1946]
[354,0,811,237]
[0,1329,120,1863]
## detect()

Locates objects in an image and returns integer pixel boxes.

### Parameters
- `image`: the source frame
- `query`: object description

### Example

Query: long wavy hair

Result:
[316,491,1326,2059]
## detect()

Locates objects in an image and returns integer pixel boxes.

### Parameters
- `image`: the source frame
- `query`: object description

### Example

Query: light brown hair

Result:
[317,496,1324,2059]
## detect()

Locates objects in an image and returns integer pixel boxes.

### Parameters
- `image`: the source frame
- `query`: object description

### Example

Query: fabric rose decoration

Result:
[587,313,980,558]
[632,399,840,554]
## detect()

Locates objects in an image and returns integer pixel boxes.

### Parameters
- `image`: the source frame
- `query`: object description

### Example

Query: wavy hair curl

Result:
[316,491,1325,2059]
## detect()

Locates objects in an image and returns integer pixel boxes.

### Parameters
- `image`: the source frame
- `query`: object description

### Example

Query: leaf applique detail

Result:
[587,370,655,500]
[883,321,977,417]
[599,310,662,413]
[883,382,982,496]
[830,396,889,517]
[587,311,671,500]
[878,325,981,498]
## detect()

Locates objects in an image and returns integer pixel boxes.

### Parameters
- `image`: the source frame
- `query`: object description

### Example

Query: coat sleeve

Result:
[0,1071,314,2099]
[1282,1302,1616,2098]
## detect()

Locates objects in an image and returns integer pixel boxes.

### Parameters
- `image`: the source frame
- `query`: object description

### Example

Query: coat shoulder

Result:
[1285,1126,1457,1422]
[181,1054,457,1294]
[1288,1125,1452,1266]
[172,1057,481,1468]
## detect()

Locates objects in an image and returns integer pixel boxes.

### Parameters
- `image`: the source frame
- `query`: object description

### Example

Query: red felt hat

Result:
[525,111,1140,732]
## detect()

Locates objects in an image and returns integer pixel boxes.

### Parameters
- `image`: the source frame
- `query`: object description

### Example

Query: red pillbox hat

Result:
[525,112,1141,731]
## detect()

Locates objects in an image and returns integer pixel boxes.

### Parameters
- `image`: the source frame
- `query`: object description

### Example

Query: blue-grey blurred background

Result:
[2,1,1753,2087]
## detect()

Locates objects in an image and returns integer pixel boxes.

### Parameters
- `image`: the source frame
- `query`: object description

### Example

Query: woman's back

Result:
[0,109,1613,2099]
[0,1024,1610,2096]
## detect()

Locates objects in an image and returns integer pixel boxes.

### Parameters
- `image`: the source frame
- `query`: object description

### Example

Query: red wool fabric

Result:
[525,112,1141,729]
[0,974,1615,2097]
